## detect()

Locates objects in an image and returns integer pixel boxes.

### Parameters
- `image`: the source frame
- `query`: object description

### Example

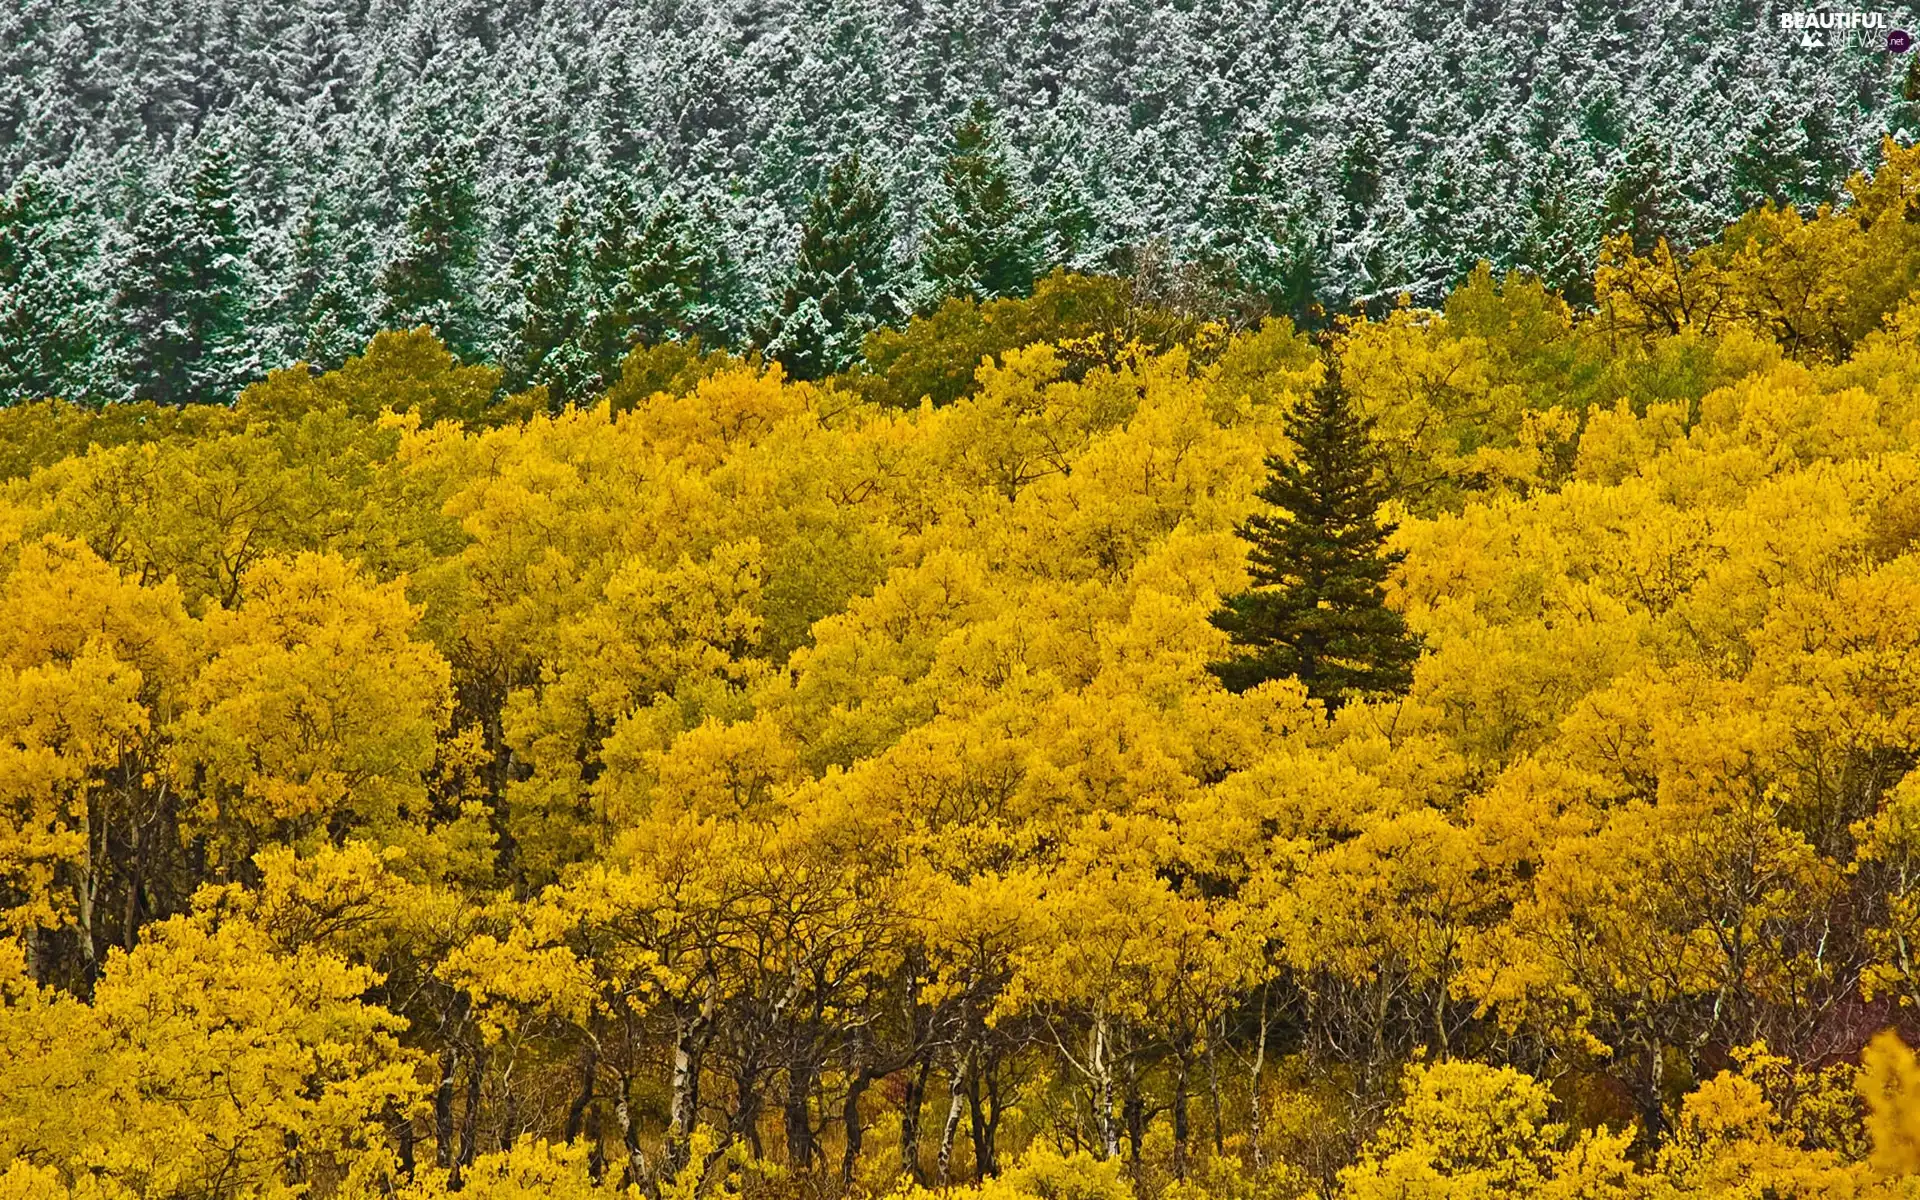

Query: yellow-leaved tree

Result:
[0,907,420,1198]
[169,552,454,866]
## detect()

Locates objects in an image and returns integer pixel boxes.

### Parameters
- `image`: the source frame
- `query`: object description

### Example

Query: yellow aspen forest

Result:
[25,135,1920,1200]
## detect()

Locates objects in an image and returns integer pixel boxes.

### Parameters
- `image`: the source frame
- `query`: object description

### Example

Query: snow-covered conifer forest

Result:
[0,0,1909,403]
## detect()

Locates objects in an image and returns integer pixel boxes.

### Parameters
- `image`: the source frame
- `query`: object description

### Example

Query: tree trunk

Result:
[1371,972,1390,1082]
[984,1063,1005,1177]
[842,1067,877,1184]
[121,780,164,951]
[1172,1057,1190,1180]
[500,1091,520,1152]
[615,1068,649,1187]
[587,1101,607,1182]
[74,808,98,985]
[1207,1027,1224,1156]
[1090,1013,1119,1161]
[460,1047,484,1165]
[1250,984,1269,1170]
[434,1047,459,1169]
[453,1045,484,1185]
[18,926,39,990]
[937,1055,968,1184]
[121,813,144,951]
[733,1063,766,1159]
[564,1043,598,1143]
[1640,1034,1668,1139]
[965,1053,998,1179]
[663,986,715,1179]
[901,1056,931,1182]
[1123,1084,1145,1165]
[785,1052,817,1169]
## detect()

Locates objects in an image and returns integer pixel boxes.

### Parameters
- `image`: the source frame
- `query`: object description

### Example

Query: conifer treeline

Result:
[0,0,1911,408]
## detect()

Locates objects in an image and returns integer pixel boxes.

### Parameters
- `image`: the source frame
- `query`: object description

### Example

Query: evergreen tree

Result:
[1519,150,1598,307]
[107,138,255,404]
[1207,129,1319,323]
[766,152,900,381]
[254,189,356,370]
[919,100,1042,307]
[577,177,646,388]
[1338,124,1385,215]
[575,182,739,389]
[507,193,596,402]
[630,190,742,347]
[650,189,749,351]
[0,170,98,402]
[294,200,379,370]
[1730,102,1816,211]
[1601,134,1675,256]
[275,126,382,370]
[302,274,371,369]
[1037,154,1108,273]
[378,147,484,360]
[1208,363,1421,708]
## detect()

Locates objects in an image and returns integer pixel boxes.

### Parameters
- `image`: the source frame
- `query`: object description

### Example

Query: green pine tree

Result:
[919,100,1041,306]
[1208,130,1320,325]
[625,192,710,344]
[583,182,742,382]
[258,192,372,372]
[766,152,900,380]
[507,194,596,402]
[1208,363,1422,708]
[298,213,377,370]
[378,147,484,360]
[579,177,647,385]
[109,138,255,404]
[1730,103,1813,211]
[1601,134,1674,256]
[1338,126,1384,213]
[0,171,98,402]
[1520,153,1597,308]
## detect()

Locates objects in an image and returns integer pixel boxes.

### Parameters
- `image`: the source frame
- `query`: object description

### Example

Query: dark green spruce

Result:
[506,193,595,402]
[0,171,97,403]
[1208,364,1422,708]
[919,100,1041,307]
[767,152,901,381]
[378,147,484,361]
[108,136,255,404]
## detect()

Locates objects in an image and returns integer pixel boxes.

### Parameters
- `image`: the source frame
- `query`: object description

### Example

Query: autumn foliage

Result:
[19,148,1920,1199]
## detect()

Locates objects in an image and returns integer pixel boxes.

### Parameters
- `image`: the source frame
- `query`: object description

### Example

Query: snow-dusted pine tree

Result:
[919,100,1044,308]
[766,152,902,380]
[105,136,256,404]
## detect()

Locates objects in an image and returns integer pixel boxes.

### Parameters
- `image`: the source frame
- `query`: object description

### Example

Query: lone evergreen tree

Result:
[766,152,901,380]
[919,100,1041,307]
[1208,363,1421,708]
